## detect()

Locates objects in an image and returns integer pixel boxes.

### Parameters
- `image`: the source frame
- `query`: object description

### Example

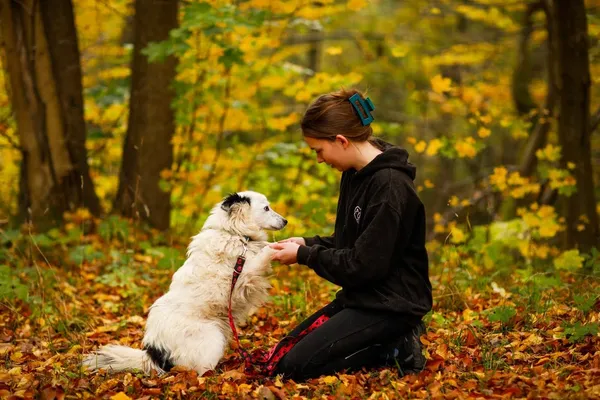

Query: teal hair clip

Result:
[349,93,375,125]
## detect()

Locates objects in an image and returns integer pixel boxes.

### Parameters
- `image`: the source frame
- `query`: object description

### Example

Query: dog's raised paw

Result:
[260,245,277,258]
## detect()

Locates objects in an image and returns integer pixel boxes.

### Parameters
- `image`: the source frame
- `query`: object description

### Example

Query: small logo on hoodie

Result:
[353,206,361,223]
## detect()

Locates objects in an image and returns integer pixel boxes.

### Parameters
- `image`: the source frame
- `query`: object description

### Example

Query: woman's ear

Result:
[335,134,350,149]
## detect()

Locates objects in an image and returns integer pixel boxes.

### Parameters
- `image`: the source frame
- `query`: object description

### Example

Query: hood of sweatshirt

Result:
[353,138,417,181]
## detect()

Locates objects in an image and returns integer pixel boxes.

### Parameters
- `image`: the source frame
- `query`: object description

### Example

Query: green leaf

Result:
[0,265,28,302]
[573,294,596,314]
[486,305,516,324]
[68,245,105,265]
[147,247,184,270]
[0,229,20,245]
[554,250,584,271]
[99,215,130,241]
[530,274,562,289]
[219,47,245,68]
[564,322,599,343]
[32,233,53,248]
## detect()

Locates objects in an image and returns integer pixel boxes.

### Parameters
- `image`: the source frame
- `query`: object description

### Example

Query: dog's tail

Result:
[82,345,160,374]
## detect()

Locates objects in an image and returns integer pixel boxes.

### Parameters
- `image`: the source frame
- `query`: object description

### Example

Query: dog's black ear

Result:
[221,193,251,212]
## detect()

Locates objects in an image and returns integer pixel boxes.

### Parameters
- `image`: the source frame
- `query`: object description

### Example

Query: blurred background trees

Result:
[0,0,100,228]
[1,2,599,395]
[1,0,599,255]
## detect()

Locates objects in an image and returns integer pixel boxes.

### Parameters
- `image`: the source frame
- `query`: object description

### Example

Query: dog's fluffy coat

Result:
[82,191,287,375]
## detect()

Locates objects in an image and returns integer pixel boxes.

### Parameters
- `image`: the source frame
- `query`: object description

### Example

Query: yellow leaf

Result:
[237,383,253,395]
[479,114,492,124]
[454,139,477,158]
[295,90,312,102]
[391,44,409,58]
[522,334,543,347]
[477,127,491,138]
[414,140,427,153]
[450,226,466,243]
[221,382,235,395]
[554,249,584,270]
[261,75,287,90]
[111,393,131,400]
[538,222,560,238]
[500,116,512,127]
[68,345,82,354]
[537,205,555,219]
[372,122,382,134]
[298,6,325,19]
[426,138,442,156]
[347,0,366,11]
[430,74,452,94]
[448,196,459,207]
[325,46,343,55]
[275,375,284,387]
[462,308,476,322]
[535,144,561,162]
[320,375,338,385]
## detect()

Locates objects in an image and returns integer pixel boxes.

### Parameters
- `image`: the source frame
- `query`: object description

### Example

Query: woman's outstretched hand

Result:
[269,241,301,265]
[277,237,306,246]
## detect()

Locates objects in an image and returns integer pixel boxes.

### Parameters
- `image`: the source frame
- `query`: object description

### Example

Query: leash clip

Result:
[240,237,249,258]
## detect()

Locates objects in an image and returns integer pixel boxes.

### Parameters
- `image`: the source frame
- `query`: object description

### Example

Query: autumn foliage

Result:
[1,0,599,398]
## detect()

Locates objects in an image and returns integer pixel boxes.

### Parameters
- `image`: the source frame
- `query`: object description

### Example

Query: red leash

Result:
[227,246,329,377]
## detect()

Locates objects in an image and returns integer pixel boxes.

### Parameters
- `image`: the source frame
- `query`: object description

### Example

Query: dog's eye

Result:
[264,206,270,211]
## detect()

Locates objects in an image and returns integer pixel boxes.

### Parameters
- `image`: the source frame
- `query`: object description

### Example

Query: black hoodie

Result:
[297,139,432,318]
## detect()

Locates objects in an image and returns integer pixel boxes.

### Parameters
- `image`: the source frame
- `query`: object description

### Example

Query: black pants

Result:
[275,300,420,381]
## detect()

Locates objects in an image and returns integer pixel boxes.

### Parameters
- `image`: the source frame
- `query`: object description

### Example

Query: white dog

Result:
[82,191,287,375]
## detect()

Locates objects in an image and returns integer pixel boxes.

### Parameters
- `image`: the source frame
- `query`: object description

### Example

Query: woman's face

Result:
[304,136,350,171]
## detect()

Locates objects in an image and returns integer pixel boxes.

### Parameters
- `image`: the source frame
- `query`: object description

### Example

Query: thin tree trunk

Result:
[554,0,599,250]
[519,0,556,178]
[0,0,100,228]
[113,0,179,230]
[512,1,543,117]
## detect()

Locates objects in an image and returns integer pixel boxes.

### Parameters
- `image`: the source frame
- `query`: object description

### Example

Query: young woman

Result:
[269,88,432,381]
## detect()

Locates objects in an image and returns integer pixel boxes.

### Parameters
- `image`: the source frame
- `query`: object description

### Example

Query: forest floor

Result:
[1,224,599,399]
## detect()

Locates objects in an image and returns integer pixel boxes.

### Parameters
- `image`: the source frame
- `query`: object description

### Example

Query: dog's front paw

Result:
[260,245,276,258]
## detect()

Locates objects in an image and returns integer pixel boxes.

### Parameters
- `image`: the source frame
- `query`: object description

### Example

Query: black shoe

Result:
[379,322,426,376]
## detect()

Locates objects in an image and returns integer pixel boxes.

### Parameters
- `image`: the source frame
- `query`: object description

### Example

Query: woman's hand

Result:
[269,242,301,265]
[278,237,306,246]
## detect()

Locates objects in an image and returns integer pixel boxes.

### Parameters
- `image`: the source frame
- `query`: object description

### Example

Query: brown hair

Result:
[301,88,373,141]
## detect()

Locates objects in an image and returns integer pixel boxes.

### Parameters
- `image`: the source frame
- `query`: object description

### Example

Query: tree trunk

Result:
[113,0,179,230]
[518,0,556,178]
[554,0,599,250]
[0,0,100,228]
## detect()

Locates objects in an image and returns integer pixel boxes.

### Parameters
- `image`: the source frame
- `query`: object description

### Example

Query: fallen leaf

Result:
[319,375,338,385]
[267,385,288,400]
[221,369,246,380]
[110,393,131,400]
[40,386,65,400]
[257,385,275,400]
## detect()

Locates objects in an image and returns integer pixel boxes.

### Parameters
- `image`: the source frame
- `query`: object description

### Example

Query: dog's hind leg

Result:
[170,321,227,376]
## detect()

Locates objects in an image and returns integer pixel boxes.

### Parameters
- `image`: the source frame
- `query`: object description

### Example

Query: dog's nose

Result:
[282,218,288,226]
